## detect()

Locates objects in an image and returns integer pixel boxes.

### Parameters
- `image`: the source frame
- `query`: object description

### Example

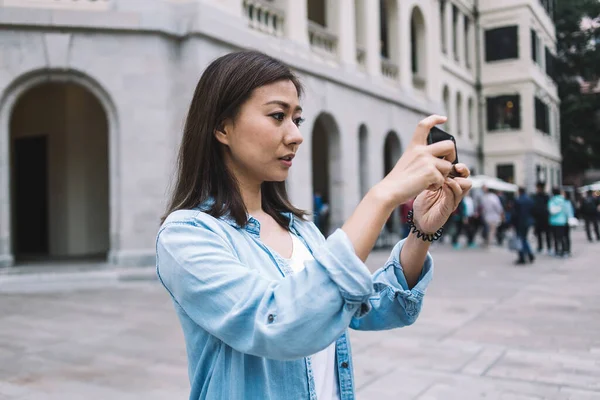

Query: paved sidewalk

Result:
[1,230,599,399]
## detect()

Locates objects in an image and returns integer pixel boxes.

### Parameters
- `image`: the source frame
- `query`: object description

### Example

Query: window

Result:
[531,29,539,63]
[485,26,519,62]
[411,16,417,73]
[452,5,459,61]
[440,0,446,54]
[486,95,521,131]
[545,47,555,80]
[496,164,515,183]
[307,0,326,27]
[535,97,550,134]
[465,16,471,68]
[380,0,389,58]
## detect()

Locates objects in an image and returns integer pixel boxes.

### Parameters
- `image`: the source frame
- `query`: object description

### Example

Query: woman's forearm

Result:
[399,234,431,288]
[341,185,396,262]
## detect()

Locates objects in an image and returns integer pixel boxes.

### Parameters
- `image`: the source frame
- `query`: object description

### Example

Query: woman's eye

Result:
[271,112,285,121]
[294,117,305,127]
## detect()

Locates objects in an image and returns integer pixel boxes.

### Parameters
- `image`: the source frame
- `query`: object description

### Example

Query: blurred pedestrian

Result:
[532,182,552,254]
[562,190,575,257]
[513,187,535,265]
[581,190,600,242]
[548,187,569,258]
[481,186,504,247]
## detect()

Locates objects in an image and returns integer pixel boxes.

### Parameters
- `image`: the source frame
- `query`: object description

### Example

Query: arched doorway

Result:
[358,124,369,198]
[410,6,427,90]
[311,112,342,236]
[383,131,402,234]
[9,82,110,264]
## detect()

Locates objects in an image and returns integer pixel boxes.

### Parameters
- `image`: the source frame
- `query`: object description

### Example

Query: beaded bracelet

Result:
[406,209,444,242]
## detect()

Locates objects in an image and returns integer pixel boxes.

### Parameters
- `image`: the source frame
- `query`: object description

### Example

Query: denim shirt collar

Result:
[196,197,294,236]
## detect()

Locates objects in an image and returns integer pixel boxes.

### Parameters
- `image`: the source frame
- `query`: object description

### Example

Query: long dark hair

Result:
[162,50,308,228]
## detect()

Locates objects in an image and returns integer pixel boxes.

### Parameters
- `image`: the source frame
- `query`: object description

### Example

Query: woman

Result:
[548,188,568,257]
[156,51,472,400]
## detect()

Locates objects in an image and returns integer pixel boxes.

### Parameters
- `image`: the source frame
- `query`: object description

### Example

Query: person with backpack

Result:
[581,190,600,242]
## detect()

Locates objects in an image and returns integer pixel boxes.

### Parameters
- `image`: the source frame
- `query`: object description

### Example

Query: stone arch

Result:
[383,130,402,234]
[311,112,343,236]
[358,124,369,198]
[0,69,120,267]
[410,5,427,89]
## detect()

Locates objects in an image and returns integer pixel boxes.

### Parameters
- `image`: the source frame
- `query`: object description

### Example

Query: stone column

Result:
[363,0,381,77]
[329,0,357,67]
[399,2,411,91]
[284,0,309,45]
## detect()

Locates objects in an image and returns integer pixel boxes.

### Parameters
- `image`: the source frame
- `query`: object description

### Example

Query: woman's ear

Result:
[214,120,231,146]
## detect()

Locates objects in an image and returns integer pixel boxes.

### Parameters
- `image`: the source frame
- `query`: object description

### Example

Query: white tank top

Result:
[285,233,341,400]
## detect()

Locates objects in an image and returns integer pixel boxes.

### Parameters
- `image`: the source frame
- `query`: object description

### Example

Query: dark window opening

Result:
[531,29,538,63]
[465,16,471,68]
[452,5,459,60]
[440,0,446,54]
[411,18,417,73]
[485,26,519,62]
[535,97,550,134]
[496,164,515,183]
[380,0,389,58]
[486,95,521,131]
[545,47,556,81]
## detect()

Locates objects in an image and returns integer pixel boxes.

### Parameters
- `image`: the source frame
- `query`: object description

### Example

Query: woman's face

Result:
[216,80,304,186]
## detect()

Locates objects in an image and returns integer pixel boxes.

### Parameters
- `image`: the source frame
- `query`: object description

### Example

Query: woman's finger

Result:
[453,163,471,178]
[434,157,454,177]
[453,177,473,193]
[410,115,448,147]
[425,140,457,163]
[445,177,463,208]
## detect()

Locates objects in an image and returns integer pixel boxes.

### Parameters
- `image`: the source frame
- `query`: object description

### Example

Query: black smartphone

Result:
[427,126,459,177]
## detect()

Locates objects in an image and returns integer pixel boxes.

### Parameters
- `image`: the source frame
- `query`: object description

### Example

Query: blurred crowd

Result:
[399,183,600,265]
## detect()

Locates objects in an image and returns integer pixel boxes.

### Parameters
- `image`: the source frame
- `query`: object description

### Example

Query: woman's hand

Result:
[377,115,458,207]
[413,165,472,234]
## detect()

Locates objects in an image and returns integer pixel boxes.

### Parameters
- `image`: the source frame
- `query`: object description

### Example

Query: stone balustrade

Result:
[356,45,366,68]
[308,21,338,57]
[242,0,285,37]
[381,57,399,80]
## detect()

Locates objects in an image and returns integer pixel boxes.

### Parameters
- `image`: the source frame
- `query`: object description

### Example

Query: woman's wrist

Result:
[368,183,399,215]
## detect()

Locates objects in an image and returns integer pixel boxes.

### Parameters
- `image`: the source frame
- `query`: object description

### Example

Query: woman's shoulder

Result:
[159,208,230,238]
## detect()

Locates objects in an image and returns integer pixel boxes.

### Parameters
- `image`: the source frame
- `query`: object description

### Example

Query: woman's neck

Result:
[238,179,263,215]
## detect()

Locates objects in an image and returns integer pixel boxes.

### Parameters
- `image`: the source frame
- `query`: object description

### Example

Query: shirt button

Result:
[267,314,275,323]
[341,362,349,368]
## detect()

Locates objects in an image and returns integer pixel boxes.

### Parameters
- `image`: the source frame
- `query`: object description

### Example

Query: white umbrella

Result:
[468,175,519,193]
[578,180,600,192]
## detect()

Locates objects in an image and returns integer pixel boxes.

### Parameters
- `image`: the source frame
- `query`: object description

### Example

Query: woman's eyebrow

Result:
[263,100,303,112]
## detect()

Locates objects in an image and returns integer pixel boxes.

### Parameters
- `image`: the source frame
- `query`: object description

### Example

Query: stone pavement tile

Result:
[355,368,435,399]
[484,349,600,391]
[559,388,600,400]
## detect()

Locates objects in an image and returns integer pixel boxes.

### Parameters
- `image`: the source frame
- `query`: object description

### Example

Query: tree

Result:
[555,0,600,177]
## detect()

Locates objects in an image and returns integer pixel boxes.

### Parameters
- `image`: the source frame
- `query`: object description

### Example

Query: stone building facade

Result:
[0,0,560,268]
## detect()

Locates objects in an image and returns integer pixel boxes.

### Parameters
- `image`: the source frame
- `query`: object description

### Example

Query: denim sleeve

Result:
[156,219,374,361]
[349,239,433,331]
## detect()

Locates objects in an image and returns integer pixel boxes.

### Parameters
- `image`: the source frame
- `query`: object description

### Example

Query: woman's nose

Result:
[286,125,304,146]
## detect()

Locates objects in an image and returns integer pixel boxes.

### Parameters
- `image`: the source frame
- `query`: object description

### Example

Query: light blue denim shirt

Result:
[156,206,434,400]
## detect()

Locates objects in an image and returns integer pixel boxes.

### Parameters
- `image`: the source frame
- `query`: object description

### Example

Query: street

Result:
[1,230,599,399]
